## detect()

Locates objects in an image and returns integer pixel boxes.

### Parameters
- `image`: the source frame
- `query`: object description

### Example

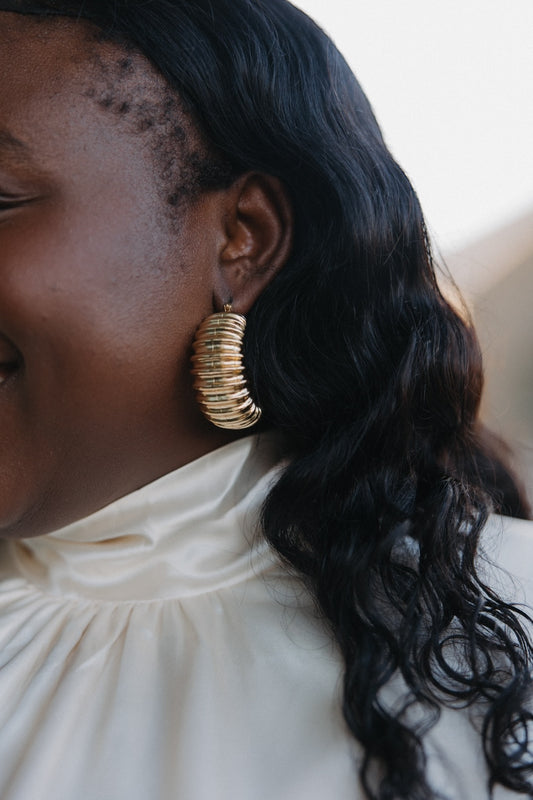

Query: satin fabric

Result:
[0,432,529,800]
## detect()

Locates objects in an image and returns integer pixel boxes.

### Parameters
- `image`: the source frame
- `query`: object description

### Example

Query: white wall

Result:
[292,0,533,259]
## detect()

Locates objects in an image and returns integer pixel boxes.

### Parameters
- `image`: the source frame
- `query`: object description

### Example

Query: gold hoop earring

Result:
[190,304,262,430]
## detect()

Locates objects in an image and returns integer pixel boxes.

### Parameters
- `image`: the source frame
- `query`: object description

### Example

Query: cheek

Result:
[0,55,224,536]
[0,199,211,526]
[0,197,202,370]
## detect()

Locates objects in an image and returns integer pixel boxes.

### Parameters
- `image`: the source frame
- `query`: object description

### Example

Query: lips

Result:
[0,335,21,384]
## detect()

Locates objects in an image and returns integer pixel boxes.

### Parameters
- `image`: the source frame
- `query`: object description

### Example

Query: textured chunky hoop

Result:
[190,305,262,430]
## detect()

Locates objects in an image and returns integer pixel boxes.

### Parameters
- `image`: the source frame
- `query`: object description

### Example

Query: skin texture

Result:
[0,12,293,538]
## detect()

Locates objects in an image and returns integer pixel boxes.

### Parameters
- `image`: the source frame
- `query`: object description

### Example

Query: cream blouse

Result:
[0,433,530,800]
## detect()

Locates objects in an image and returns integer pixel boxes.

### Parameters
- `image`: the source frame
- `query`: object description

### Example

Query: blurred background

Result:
[294,0,533,501]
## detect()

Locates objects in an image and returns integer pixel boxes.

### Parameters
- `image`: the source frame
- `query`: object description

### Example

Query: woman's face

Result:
[0,13,238,538]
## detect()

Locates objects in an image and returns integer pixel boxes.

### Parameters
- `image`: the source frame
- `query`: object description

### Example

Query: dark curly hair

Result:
[4,1,532,797]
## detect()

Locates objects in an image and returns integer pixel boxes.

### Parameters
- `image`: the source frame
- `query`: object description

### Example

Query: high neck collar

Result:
[8,434,286,603]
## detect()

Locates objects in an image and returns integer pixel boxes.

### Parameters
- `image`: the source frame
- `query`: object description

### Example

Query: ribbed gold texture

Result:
[190,311,262,430]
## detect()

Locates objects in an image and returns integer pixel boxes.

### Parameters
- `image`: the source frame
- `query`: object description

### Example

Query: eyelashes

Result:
[0,196,35,210]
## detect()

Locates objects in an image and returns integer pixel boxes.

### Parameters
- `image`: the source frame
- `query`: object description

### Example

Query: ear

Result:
[213,172,293,314]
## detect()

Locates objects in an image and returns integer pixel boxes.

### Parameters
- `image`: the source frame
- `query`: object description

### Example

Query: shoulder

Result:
[478,513,533,611]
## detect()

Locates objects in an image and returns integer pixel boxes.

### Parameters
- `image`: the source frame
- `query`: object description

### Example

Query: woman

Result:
[0,1,531,798]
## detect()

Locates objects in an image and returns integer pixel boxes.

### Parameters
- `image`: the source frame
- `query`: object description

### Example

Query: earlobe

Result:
[215,172,293,313]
